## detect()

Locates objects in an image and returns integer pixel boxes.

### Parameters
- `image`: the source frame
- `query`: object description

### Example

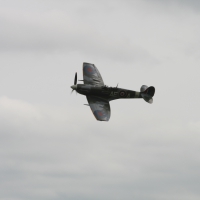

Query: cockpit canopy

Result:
[101,85,117,90]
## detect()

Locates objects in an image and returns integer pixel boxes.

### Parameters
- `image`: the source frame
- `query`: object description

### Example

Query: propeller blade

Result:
[74,72,77,85]
[71,89,74,94]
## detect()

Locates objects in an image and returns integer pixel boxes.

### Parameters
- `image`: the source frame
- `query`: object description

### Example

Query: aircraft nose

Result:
[71,85,77,90]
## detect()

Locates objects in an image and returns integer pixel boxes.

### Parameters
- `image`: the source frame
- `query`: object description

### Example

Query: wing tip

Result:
[83,62,94,66]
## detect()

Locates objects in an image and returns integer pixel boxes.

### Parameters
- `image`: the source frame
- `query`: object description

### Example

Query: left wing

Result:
[86,95,110,121]
[83,63,104,86]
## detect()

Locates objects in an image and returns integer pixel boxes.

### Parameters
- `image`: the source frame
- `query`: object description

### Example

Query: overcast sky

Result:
[0,0,200,199]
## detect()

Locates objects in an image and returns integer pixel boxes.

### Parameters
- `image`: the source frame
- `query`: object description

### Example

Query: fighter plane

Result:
[71,62,155,121]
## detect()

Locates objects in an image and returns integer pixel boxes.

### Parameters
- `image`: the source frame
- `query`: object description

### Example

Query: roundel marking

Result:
[84,65,96,75]
[119,91,127,97]
[97,111,103,116]
[87,67,93,72]
[94,110,104,120]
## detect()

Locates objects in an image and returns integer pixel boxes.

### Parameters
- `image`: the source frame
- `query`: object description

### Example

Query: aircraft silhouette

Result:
[71,63,155,121]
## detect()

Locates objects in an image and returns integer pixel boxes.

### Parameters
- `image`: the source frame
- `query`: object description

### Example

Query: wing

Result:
[86,95,110,121]
[83,63,104,86]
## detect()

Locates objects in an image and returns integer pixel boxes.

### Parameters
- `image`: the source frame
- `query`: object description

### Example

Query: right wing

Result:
[86,95,110,121]
[83,63,104,86]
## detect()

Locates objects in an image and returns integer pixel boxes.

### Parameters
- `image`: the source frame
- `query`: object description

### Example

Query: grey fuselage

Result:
[76,84,142,101]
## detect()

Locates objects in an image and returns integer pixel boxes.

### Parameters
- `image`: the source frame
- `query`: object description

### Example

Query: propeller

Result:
[74,72,77,85]
[71,72,77,94]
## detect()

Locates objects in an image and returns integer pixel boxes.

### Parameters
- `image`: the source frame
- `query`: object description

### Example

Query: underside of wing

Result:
[86,95,110,121]
[83,63,104,86]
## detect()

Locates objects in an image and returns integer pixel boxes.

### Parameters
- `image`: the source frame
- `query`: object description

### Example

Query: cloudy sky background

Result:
[0,0,200,199]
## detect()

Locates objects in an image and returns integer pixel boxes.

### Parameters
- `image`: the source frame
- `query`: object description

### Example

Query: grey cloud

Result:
[1,1,200,200]
[144,0,200,12]
[1,96,200,200]
[0,3,157,64]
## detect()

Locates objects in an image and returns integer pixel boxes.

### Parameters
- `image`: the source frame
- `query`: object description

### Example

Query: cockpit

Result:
[102,85,109,90]
[101,85,117,90]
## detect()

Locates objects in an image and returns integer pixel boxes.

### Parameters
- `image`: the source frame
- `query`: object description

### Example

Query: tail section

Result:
[140,85,155,104]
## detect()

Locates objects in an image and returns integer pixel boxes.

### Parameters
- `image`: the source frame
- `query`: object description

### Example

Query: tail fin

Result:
[140,85,155,104]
